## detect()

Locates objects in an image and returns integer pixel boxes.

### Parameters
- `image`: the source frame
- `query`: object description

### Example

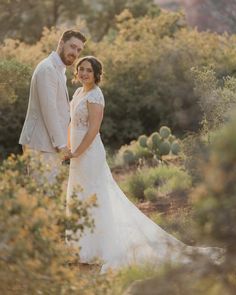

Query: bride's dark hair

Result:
[73,56,103,84]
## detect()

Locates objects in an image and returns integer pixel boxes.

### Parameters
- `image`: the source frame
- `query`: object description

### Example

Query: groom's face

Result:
[59,37,84,66]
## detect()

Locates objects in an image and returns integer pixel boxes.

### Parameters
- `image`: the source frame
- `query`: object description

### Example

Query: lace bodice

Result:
[70,86,105,131]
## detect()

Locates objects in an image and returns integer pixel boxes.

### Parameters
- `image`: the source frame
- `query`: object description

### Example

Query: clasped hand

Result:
[58,147,73,161]
[57,147,80,163]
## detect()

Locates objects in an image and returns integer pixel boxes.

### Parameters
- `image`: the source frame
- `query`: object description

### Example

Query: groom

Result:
[19,29,86,181]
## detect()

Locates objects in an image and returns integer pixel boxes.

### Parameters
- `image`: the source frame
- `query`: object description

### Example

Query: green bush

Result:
[125,172,148,201]
[121,262,232,295]
[183,68,236,183]
[2,12,236,153]
[192,67,236,134]
[0,154,109,294]
[121,110,236,295]
[192,113,236,254]
[98,12,236,148]
[122,165,191,201]
[114,113,236,294]
[144,187,157,202]
[148,165,192,194]
[0,59,32,158]
[150,209,196,245]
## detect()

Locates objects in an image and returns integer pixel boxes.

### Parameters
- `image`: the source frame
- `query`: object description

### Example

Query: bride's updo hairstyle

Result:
[73,56,103,84]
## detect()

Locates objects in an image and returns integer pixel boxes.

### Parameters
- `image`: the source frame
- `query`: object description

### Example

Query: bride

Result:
[66,56,223,273]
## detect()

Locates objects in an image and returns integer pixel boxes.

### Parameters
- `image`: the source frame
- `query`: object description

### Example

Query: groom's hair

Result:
[60,29,87,43]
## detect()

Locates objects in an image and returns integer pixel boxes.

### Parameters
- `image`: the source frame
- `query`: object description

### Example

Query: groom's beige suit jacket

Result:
[19,52,70,153]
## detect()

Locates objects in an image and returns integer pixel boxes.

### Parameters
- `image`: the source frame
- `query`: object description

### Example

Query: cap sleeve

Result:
[86,87,105,107]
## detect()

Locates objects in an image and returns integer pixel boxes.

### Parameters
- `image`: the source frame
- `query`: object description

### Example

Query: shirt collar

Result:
[51,51,66,73]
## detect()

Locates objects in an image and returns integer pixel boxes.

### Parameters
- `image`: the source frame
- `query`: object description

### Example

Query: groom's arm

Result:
[36,67,66,148]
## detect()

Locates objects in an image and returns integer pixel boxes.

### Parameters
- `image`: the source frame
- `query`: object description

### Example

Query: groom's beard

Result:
[60,49,76,66]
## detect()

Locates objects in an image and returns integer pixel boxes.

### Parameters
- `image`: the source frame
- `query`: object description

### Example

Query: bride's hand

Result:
[71,152,79,158]
[57,147,71,159]
[61,150,73,165]
[67,150,73,159]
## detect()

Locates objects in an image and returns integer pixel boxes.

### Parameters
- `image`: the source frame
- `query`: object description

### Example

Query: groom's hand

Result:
[58,147,72,161]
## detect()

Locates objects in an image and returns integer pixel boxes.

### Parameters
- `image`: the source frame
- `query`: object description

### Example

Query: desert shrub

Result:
[97,12,236,148]
[124,172,148,201]
[0,59,32,158]
[114,76,236,295]
[112,112,236,294]
[147,165,192,196]
[120,262,232,295]
[2,11,236,155]
[192,67,236,134]
[191,113,236,254]
[150,209,197,245]
[183,69,236,183]
[0,27,62,67]
[182,133,211,183]
[124,110,236,295]
[0,154,109,294]
[144,187,157,202]
[122,165,191,202]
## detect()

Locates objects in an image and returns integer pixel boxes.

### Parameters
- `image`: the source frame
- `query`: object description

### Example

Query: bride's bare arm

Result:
[71,102,104,158]
[67,123,71,149]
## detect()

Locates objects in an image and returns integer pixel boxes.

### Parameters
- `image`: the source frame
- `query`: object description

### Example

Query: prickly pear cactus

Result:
[122,149,135,165]
[138,135,148,148]
[159,126,171,139]
[171,140,180,155]
[117,125,181,168]
[159,140,171,155]
[149,132,162,149]
[168,135,176,143]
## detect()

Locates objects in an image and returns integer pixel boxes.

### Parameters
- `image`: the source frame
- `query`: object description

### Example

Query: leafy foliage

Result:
[121,165,191,201]
[192,114,236,254]
[2,11,236,154]
[183,68,236,183]
[192,67,236,133]
[0,0,84,43]
[0,59,32,158]
[0,153,109,294]
[96,12,236,148]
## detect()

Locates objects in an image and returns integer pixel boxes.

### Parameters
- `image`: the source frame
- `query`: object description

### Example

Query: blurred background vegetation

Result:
[1,0,236,157]
[1,0,236,294]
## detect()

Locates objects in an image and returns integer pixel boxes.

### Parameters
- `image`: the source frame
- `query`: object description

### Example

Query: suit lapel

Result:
[49,53,70,104]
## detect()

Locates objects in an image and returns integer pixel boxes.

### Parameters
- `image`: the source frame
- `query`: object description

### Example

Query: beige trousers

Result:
[24,147,61,184]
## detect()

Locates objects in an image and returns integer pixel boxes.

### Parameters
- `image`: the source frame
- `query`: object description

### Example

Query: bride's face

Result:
[77,60,95,86]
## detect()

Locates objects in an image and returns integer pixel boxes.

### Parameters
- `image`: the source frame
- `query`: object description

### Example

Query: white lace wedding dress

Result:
[67,86,223,273]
